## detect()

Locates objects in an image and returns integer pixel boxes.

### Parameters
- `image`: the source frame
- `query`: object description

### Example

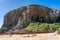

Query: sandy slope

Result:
[0,32,60,40]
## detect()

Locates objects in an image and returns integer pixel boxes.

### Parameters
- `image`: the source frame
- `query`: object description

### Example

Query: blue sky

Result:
[0,0,60,27]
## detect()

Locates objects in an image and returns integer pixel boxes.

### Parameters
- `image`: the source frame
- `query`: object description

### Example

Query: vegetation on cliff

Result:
[24,22,60,33]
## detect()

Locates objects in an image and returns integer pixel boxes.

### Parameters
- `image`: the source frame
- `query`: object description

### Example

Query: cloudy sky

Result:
[0,0,60,27]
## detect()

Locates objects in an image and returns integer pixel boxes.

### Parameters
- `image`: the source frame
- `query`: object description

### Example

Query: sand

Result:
[0,32,60,40]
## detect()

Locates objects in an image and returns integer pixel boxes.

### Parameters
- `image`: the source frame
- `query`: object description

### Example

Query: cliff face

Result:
[1,4,60,33]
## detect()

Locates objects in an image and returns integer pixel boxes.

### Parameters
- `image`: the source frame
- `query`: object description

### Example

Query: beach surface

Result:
[0,32,60,40]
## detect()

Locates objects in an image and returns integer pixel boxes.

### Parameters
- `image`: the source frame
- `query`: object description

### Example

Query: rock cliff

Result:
[1,4,60,34]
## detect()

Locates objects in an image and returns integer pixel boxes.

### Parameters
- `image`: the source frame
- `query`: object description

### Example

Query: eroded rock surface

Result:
[1,4,60,34]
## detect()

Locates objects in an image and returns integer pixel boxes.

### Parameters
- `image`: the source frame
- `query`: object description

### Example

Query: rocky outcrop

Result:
[1,4,60,34]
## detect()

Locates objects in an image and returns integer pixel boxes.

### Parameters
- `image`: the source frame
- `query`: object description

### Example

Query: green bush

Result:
[24,22,60,32]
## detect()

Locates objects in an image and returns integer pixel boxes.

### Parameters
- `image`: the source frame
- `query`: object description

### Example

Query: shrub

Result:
[24,22,60,33]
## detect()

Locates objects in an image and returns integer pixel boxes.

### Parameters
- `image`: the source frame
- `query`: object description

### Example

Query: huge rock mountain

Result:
[1,4,60,34]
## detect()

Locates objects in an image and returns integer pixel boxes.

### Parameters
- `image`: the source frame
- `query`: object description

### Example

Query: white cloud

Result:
[0,26,1,28]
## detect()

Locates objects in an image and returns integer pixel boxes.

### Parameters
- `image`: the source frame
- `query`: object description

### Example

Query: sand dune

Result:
[0,32,60,40]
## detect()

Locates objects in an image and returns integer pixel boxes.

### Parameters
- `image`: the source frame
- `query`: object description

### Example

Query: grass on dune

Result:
[24,22,60,32]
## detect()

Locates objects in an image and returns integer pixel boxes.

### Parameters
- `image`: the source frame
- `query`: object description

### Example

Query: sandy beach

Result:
[0,32,60,40]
